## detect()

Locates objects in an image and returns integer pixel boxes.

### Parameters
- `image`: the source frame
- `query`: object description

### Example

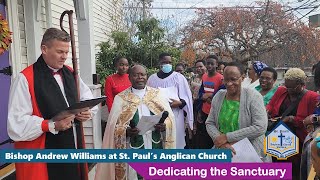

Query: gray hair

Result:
[41,28,70,46]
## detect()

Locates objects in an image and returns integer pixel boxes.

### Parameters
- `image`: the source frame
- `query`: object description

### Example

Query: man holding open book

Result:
[7,28,97,180]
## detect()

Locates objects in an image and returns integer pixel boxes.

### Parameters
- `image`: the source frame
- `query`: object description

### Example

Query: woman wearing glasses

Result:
[266,68,318,180]
[206,62,271,162]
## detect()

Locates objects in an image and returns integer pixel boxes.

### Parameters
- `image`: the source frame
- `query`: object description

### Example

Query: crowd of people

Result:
[99,52,320,180]
[6,27,320,180]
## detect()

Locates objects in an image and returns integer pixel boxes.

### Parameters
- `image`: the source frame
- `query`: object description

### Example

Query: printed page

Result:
[136,112,163,135]
[231,138,263,162]
[159,87,179,102]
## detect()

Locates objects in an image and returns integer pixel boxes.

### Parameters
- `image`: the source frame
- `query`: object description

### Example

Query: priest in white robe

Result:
[147,53,193,149]
[95,64,176,180]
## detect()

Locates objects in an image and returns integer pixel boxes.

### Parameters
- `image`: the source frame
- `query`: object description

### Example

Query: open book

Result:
[52,97,105,121]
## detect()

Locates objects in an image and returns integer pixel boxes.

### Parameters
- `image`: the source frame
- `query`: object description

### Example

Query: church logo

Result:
[264,121,299,160]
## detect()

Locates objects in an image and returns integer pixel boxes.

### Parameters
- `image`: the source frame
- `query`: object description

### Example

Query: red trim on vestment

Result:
[14,65,48,180]
[41,120,49,132]
[15,64,89,180]
[65,65,74,72]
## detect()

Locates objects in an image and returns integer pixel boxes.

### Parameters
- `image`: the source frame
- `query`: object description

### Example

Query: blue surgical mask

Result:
[161,64,172,73]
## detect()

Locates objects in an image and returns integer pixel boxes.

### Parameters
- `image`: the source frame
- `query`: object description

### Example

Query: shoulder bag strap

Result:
[281,89,308,117]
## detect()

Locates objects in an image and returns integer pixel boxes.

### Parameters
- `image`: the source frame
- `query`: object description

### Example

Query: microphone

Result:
[158,111,169,124]
[159,111,169,149]
[129,120,136,128]
[128,120,138,145]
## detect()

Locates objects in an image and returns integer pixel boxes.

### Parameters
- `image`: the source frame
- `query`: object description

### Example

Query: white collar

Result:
[47,65,60,73]
[131,87,147,99]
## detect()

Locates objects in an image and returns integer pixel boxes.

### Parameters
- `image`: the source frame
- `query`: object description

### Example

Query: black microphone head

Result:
[159,111,169,123]
[162,111,169,118]
[129,121,136,128]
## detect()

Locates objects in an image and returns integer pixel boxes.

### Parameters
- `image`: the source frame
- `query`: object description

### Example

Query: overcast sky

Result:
[150,0,320,33]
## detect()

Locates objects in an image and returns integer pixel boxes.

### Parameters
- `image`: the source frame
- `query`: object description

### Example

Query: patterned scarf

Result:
[253,61,268,76]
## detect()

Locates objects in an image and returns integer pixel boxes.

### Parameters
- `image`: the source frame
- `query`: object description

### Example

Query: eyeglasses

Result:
[223,76,242,84]
[285,85,299,91]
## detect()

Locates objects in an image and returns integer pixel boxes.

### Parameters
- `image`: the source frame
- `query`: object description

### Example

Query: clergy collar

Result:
[47,65,60,73]
[131,86,147,99]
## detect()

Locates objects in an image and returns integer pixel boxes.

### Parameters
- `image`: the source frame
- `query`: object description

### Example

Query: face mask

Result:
[161,64,172,73]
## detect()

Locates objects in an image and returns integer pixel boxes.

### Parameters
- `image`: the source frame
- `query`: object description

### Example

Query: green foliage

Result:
[96,17,181,87]
[136,18,164,44]
[95,41,116,87]
[146,67,158,77]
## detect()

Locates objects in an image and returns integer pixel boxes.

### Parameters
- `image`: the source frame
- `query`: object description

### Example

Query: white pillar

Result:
[75,0,96,85]
[88,84,102,149]
[7,0,22,77]
[74,0,101,149]
[24,0,42,64]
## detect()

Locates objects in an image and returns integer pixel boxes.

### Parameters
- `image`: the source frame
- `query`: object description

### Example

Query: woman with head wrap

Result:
[266,68,319,180]
[242,61,268,89]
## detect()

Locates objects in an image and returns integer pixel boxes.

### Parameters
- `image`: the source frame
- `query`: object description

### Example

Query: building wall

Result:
[18,0,28,69]
[51,0,79,67]
[93,0,123,53]
[11,0,123,149]
[49,0,123,65]
[15,0,123,71]
[39,0,48,33]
